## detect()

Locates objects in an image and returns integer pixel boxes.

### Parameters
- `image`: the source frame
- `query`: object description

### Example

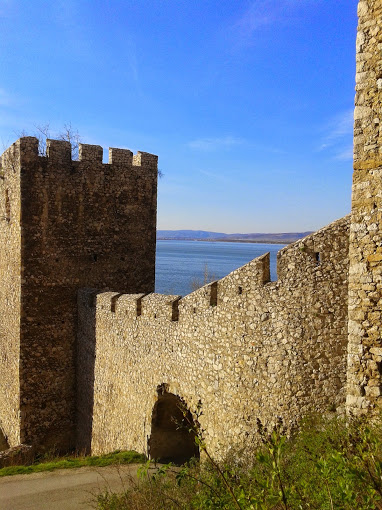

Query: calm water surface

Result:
[155,240,285,296]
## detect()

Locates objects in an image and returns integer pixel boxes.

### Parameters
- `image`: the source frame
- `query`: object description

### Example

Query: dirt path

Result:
[0,464,139,510]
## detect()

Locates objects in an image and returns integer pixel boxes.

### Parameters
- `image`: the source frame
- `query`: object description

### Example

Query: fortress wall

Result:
[79,215,349,457]
[12,138,157,450]
[347,1,382,415]
[0,140,31,446]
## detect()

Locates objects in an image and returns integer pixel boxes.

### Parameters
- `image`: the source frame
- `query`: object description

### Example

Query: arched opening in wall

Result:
[148,390,199,465]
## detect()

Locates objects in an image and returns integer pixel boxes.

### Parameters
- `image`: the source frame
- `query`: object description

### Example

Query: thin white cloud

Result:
[199,169,234,184]
[231,0,317,48]
[52,0,93,59]
[188,136,244,151]
[248,141,287,155]
[0,89,12,107]
[53,1,142,96]
[334,146,354,161]
[0,89,26,146]
[234,0,280,39]
[318,109,354,160]
[320,109,354,148]
[124,38,144,98]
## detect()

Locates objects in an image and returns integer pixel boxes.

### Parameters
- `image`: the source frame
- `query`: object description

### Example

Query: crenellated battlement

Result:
[86,215,349,336]
[1,137,158,171]
[91,251,271,323]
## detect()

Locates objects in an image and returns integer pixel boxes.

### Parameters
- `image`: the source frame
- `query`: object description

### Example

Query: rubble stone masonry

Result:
[78,217,349,457]
[347,0,382,415]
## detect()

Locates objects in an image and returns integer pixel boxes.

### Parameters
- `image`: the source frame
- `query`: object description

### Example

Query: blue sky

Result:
[0,0,358,233]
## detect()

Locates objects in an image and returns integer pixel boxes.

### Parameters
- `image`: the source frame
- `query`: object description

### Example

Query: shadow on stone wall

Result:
[76,289,97,454]
[148,386,199,465]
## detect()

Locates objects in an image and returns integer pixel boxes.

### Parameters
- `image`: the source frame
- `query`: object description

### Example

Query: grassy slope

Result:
[0,450,145,477]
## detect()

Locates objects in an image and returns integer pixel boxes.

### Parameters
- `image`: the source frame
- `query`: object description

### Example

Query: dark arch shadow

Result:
[148,390,199,465]
[0,426,9,451]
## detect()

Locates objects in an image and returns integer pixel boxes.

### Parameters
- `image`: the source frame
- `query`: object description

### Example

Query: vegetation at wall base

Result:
[96,414,382,510]
[0,450,146,477]
[190,263,217,292]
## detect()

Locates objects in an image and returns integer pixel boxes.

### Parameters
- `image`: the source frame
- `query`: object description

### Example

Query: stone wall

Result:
[0,137,158,450]
[78,215,349,457]
[0,141,24,447]
[347,0,382,415]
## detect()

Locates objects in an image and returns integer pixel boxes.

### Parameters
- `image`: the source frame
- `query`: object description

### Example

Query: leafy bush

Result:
[96,414,382,510]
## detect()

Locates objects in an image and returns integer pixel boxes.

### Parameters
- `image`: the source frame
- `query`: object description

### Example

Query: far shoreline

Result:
[156,238,290,245]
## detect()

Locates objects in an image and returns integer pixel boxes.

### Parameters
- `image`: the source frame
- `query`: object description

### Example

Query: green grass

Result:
[0,450,146,478]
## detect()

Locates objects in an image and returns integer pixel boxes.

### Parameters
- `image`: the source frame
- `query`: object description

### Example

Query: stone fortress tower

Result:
[0,0,381,462]
[347,0,382,416]
[0,138,158,451]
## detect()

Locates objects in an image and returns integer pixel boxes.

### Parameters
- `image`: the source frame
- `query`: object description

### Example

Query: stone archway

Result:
[148,390,199,464]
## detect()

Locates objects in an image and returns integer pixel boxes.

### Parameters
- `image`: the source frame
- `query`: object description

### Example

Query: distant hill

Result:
[157,230,226,239]
[157,230,313,244]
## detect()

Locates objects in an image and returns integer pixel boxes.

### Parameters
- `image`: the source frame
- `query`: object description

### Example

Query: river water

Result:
[155,240,286,296]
